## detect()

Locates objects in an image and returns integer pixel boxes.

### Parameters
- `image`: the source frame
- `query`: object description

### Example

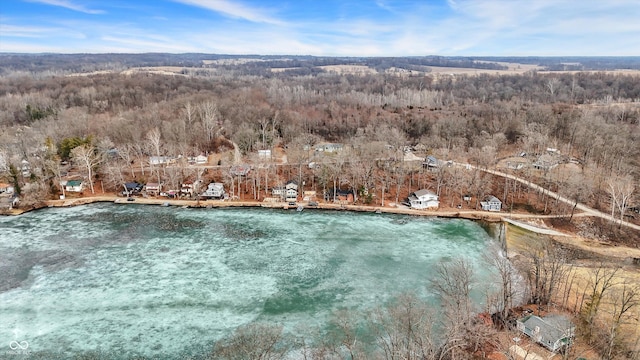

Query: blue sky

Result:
[1,0,639,55]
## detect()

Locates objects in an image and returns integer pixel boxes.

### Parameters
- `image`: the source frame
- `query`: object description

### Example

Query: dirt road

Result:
[456,163,640,232]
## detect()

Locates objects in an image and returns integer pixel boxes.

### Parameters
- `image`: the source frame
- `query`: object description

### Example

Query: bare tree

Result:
[211,322,291,360]
[602,281,640,360]
[369,293,437,360]
[429,258,475,360]
[609,174,634,225]
[483,245,520,327]
[199,101,221,144]
[580,264,620,342]
[522,239,569,307]
[71,144,101,194]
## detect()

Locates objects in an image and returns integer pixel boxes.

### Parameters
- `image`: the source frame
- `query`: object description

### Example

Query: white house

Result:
[21,159,31,178]
[272,180,299,202]
[181,180,202,196]
[149,156,173,166]
[195,154,208,164]
[408,189,439,209]
[202,182,225,199]
[258,149,272,159]
[481,195,502,211]
[64,180,84,193]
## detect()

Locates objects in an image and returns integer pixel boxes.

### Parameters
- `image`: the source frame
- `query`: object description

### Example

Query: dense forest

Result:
[1,54,639,359]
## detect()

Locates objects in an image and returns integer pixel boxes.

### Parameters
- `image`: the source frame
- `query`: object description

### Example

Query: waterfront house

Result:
[516,314,575,352]
[64,180,84,193]
[202,182,225,199]
[123,182,143,196]
[285,180,298,202]
[480,195,502,211]
[325,188,355,203]
[272,185,285,200]
[145,183,162,196]
[271,180,298,202]
[407,189,439,210]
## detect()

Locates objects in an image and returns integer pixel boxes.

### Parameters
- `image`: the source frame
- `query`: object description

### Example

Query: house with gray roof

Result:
[480,195,502,212]
[516,314,575,352]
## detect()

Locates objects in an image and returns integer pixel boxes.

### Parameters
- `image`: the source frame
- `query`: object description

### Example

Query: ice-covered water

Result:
[0,204,497,358]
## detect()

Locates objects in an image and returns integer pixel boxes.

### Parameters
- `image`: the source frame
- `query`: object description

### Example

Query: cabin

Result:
[145,182,162,196]
[407,189,439,209]
[481,195,502,211]
[122,182,143,196]
[202,182,225,199]
[303,191,317,201]
[64,180,84,193]
[325,188,355,203]
[517,315,575,352]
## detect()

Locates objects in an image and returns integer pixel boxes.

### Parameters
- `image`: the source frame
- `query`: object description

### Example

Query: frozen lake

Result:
[0,203,497,358]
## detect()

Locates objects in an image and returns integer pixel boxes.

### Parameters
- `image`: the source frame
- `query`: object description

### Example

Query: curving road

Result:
[456,162,640,232]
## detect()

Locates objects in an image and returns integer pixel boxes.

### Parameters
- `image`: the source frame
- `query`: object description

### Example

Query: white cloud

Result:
[0,24,57,38]
[25,0,104,14]
[171,0,284,25]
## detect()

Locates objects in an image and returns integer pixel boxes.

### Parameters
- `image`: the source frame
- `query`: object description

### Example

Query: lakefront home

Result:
[202,182,225,199]
[272,180,299,202]
[145,183,162,196]
[64,180,84,193]
[408,189,439,209]
[517,314,575,352]
[285,180,298,202]
[480,195,502,211]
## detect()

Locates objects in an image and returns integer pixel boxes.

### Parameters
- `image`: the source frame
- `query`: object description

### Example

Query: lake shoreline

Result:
[6,195,640,263]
